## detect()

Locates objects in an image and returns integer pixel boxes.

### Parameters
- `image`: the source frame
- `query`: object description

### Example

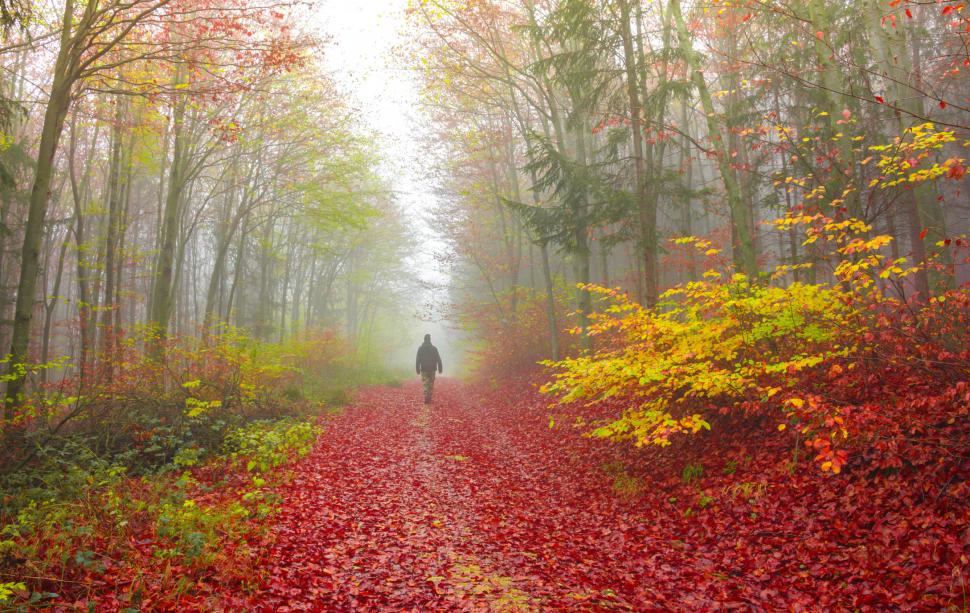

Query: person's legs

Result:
[421,371,436,404]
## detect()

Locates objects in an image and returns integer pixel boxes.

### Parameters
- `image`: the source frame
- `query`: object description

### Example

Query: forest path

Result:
[245,379,682,611]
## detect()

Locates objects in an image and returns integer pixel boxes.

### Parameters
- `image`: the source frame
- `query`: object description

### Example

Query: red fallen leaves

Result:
[201,378,965,611]
[74,372,969,610]
[53,463,282,612]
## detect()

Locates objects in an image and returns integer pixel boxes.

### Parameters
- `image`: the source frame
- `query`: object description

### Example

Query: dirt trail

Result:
[247,379,677,611]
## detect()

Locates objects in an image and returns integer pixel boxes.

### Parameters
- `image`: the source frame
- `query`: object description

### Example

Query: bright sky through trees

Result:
[315,0,461,366]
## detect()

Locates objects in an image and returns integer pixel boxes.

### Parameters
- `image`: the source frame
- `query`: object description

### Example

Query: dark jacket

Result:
[416,342,443,374]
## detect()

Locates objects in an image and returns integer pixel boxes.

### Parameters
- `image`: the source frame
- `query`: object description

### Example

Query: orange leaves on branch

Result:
[942,3,964,17]
[809,437,849,474]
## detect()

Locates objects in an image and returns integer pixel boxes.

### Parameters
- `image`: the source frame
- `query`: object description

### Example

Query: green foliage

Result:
[224,419,321,474]
[681,463,704,485]
[697,492,715,509]
[0,327,344,475]
[0,327,347,606]
[154,490,250,562]
[0,582,25,603]
[511,133,631,250]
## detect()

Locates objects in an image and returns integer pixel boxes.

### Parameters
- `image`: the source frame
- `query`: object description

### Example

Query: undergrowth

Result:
[0,327,360,607]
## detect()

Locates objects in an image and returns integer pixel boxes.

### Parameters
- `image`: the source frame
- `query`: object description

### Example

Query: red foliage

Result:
[459,287,577,380]
[779,290,970,475]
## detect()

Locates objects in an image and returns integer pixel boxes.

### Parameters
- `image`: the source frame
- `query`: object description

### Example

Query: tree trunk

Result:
[203,176,245,331]
[225,213,249,324]
[865,0,943,299]
[67,114,99,376]
[256,219,274,339]
[148,86,188,346]
[680,97,698,282]
[115,146,133,336]
[539,242,559,361]
[620,0,657,305]
[42,226,71,385]
[671,0,757,278]
[100,97,125,364]
[5,45,74,410]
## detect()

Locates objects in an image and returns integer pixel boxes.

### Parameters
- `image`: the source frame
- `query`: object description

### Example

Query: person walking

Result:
[415,334,443,404]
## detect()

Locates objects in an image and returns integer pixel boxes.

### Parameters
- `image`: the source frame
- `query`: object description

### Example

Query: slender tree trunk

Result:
[303,256,317,334]
[256,219,274,338]
[502,132,523,316]
[41,228,71,385]
[225,213,249,324]
[100,97,125,365]
[204,174,246,330]
[503,64,559,356]
[570,105,594,351]
[865,0,942,299]
[807,0,860,219]
[620,0,657,305]
[598,229,610,286]
[148,84,188,346]
[67,115,100,376]
[279,240,292,343]
[5,22,75,409]
[115,150,133,337]
[540,241,559,361]
[680,96,698,282]
[345,247,357,346]
[290,251,304,338]
[671,0,757,278]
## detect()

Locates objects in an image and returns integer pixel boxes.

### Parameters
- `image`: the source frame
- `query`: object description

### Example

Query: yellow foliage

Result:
[868,123,962,188]
[541,275,858,448]
[773,211,920,289]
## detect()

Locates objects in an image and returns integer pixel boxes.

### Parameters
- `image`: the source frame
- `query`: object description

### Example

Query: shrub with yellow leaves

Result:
[541,208,968,476]
[540,273,859,449]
